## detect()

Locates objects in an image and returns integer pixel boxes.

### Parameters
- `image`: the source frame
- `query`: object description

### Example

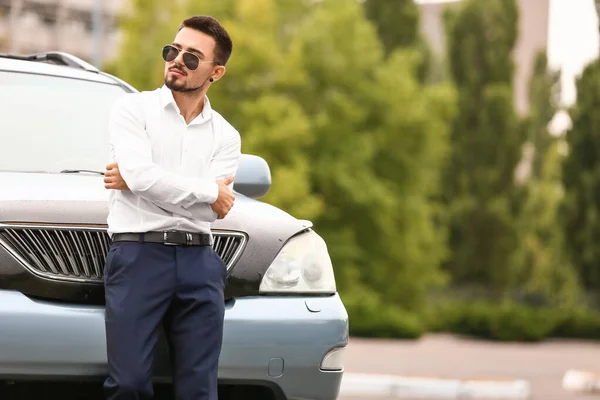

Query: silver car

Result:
[0,52,348,400]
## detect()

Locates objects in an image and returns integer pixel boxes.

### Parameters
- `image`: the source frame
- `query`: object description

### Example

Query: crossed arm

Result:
[104,95,241,220]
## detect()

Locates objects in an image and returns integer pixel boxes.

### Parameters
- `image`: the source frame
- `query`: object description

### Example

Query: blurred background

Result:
[2,0,600,398]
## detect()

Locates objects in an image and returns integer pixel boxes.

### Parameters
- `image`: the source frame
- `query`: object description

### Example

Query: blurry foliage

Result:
[425,298,600,342]
[363,0,440,84]
[511,51,580,307]
[363,0,419,52]
[562,58,600,291]
[442,0,523,291]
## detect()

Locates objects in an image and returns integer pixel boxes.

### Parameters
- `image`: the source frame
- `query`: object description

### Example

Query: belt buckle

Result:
[164,231,179,246]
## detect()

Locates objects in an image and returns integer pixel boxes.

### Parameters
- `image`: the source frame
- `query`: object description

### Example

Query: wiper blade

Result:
[60,169,104,175]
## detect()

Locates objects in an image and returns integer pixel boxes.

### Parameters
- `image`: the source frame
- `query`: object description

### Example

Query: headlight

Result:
[259,230,337,294]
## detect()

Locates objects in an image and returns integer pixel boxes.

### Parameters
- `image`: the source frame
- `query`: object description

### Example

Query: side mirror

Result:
[233,154,272,199]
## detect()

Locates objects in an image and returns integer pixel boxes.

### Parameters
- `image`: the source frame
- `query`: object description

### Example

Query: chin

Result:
[166,81,202,94]
[165,77,186,92]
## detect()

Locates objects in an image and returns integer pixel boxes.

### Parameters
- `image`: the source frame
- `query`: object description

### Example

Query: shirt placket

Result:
[180,124,190,174]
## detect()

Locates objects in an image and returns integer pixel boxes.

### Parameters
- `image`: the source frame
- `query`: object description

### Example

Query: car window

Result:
[0,70,129,173]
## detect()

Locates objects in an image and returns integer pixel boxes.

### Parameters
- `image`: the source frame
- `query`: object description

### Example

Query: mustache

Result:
[169,66,187,75]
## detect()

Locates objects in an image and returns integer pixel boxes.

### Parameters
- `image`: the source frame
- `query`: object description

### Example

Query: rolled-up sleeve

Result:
[109,95,219,207]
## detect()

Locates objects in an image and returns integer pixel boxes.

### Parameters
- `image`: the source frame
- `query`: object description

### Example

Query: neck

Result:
[172,89,207,124]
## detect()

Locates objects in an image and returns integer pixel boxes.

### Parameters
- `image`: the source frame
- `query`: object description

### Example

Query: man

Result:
[102,15,241,400]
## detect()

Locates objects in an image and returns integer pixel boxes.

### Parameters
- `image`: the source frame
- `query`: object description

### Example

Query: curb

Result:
[562,369,600,393]
[340,373,531,399]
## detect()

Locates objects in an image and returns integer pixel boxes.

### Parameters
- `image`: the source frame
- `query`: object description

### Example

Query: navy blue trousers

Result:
[102,241,227,400]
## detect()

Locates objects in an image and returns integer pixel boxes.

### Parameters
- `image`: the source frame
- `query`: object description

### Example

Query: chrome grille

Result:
[0,226,246,283]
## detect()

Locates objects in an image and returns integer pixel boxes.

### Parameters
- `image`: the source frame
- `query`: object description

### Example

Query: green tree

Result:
[110,0,456,335]
[362,0,440,83]
[562,57,600,291]
[524,52,561,179]
[512,51,579,306]
[561,1,600,293]
[275,0,456,312]
[442,0,524,292]
[362,0,419,53]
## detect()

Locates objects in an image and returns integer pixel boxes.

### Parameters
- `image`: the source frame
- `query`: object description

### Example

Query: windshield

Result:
[0,70,130,173]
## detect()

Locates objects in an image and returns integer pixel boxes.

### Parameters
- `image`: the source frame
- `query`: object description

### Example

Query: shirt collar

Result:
[159,85,213,122]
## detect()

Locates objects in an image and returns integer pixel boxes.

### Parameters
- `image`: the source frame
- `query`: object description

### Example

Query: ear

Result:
[210,65,227,82]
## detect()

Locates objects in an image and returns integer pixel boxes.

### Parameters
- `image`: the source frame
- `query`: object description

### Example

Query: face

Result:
[163,27,225,93]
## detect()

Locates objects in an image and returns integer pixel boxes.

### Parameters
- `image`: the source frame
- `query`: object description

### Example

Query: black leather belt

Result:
[112,231,212,246]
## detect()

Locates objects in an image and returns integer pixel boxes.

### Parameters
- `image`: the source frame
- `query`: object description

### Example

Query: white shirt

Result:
[106,85,241,238]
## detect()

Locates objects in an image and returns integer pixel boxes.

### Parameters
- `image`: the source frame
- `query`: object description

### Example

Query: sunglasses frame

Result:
[162,44,220,71]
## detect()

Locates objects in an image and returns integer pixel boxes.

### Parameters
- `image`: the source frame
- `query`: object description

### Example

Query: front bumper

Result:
[0,289,348,400]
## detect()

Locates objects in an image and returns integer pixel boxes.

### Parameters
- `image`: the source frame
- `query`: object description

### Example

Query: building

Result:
[0,0,123,68]
[513,0,551,115]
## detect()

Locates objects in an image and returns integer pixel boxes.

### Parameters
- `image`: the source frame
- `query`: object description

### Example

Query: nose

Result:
[173,50,185,64]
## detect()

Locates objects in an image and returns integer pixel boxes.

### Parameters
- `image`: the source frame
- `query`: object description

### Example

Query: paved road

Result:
[338,334,600,400]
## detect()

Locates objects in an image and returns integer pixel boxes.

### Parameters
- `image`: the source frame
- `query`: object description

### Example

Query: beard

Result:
[165,76,198,93]
[164,69,208,94]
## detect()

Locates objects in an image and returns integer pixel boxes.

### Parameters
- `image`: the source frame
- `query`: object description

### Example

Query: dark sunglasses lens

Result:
[162,46,179,62]
[182,53,199,70]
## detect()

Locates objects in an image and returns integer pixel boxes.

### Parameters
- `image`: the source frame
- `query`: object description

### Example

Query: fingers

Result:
[104,172,119,182]
[105,162,120,178]
[218,176,235,185]
[104,173,125,190]
[104,176,116,189]
[104,181,125,190]
[216,209,230,219]
[105,166,122,179]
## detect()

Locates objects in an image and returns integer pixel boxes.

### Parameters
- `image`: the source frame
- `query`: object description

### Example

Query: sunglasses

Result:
[161,45,219,71]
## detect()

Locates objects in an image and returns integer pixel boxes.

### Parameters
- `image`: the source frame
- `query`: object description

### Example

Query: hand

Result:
[104,162,129,190]
[211,176,235,219]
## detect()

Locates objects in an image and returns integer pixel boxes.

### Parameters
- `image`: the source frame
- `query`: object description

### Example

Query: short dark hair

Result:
[179,16,233,66]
